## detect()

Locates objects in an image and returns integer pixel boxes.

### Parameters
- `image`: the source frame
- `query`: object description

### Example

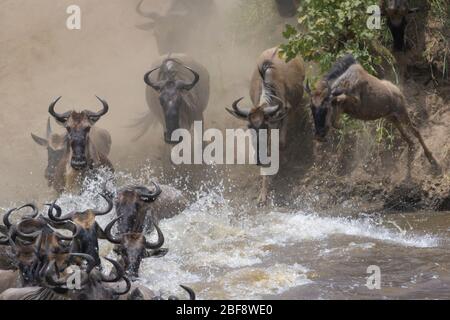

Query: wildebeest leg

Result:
[404,118,441,173]
[390,116,415,180]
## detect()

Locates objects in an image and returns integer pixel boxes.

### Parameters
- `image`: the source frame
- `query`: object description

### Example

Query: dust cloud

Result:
[0,0,287,207]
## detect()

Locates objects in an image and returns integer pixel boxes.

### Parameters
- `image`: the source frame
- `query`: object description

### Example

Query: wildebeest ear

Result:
[145,247,168,259]
[31,133,48,147]
[87,115,101,124]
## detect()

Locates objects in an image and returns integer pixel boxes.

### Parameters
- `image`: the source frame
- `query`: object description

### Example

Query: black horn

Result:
[137,182,162,202]
[144,221,164,250]
[46,201,73,222]
[86,96,109,122]
[104,216,122,245]
[3,204,40,229]
[144,67,164,91]
[176,66,200,91]
[180,285,196,300]
[93,194,114,216]
[48,96,71,124]
[226,97,251,119]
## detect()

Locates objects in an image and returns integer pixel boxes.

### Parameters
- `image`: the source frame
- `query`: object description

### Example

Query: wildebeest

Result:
[305,54,440,176]
[0,255,130,300]
[114,184,162,235]
[135,0,217,55]
[104,215,166,279]
[115,184,188,234]
[48,96,113,194]
[227,47,305,204]
[46,193,114,267]
[275,0,301,18]
[380,0,419,51]
[1,204,83,291]
[31,118,112,189]
[136,54,210,144]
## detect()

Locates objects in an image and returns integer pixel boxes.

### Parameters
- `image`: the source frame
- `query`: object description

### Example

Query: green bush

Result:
[280,0,392,76]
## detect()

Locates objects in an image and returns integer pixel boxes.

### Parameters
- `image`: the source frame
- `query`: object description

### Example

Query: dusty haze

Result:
[0,0,289,207]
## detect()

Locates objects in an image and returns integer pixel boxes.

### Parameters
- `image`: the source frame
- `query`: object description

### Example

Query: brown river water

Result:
[30,171,448,300]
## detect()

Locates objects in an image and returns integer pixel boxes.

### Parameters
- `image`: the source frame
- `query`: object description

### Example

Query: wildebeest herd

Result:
[0,0,440,300]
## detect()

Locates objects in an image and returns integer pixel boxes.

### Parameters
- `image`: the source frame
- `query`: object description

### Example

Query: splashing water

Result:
[29,168,449,300]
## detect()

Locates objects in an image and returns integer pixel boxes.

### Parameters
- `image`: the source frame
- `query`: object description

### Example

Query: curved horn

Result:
[7,204,41,235]
[144,221,164,250]
[53,221,80,241]
[137,182,162,202]
[3,208,16,229]
[136,0,161,19]
[86,96,109,121]
[46,202,73,222]
[176,66,200,91]
[180,285,196,300]
[48,96,70,123]
[144,67,164,91]
[113,275,131,296]
[104,216,122,245]
[100,257,124,283]
[226,97,251,119]
[93,194,114,216]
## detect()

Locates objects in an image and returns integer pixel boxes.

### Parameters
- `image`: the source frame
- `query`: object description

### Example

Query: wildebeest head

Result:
[45,255,131,300]
[105,215,166,279]
[275,0,300,18]
[144,60,200,144]
[304,80,335,141]
[48,96,109,170]
[226,97,285,165]
[114,183,162,234]
[46,194,114,267]
[381,0,419,51]
[136,0,191,54]
[31,118,66,186]
[4,205,78,285]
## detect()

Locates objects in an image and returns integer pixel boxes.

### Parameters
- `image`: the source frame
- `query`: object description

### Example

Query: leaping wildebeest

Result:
[136,54,210,144]
[47,96,113,194]
[227,47,305,205]
[305,54,440,176]
[46,193,114,267]
[31,118,111,190]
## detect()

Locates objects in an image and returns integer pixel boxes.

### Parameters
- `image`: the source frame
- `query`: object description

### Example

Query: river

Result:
[47,169,450,300]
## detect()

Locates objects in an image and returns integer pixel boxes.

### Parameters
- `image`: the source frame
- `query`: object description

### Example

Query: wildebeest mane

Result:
[258,60,278,105]
[325,54,357,82]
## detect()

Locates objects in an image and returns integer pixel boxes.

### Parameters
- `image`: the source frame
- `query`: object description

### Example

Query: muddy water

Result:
[40,171,450,300]
[1,0,449,300]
